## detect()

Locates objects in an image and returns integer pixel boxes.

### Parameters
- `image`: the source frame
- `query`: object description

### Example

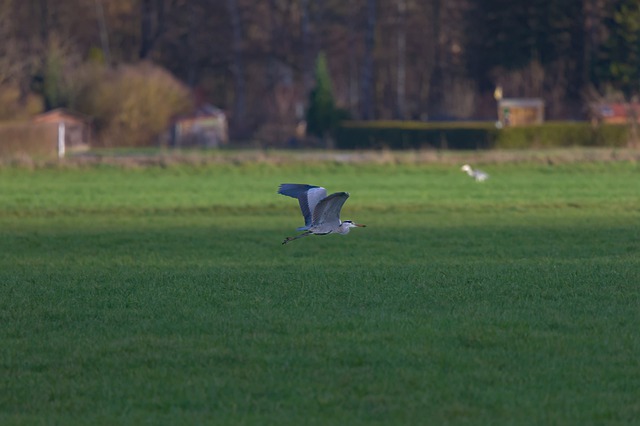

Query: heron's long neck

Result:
[337,221,351,234]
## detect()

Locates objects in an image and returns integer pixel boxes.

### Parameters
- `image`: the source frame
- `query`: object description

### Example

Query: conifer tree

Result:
[597,0,640,99]
[306,53,337,143]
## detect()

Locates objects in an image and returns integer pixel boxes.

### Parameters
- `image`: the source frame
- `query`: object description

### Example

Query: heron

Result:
[461,164,489,182]
[278,183,366,244]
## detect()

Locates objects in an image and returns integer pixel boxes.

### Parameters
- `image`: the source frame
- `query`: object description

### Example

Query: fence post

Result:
[58,122,66,159]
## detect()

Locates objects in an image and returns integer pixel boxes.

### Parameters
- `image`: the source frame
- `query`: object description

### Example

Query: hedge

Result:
[335,120,630,150]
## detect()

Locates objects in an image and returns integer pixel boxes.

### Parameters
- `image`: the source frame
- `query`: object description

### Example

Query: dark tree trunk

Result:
[427,0,443,119]
[396,0,407,119]
[186,1,199,87]
[139,0,165,59]
[226,0,247,138]
[38,0,49,44]
[301,0,313,95]
[94,0,111,64]
[360,0,376,120]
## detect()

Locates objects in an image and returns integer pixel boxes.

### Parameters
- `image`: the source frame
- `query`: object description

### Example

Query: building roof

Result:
[32,108,92,125]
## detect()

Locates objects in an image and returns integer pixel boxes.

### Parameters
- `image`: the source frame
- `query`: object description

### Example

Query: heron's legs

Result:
[282,231,312,245]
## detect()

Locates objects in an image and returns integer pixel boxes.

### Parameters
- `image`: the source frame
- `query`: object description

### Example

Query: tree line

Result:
[0,0,637,144]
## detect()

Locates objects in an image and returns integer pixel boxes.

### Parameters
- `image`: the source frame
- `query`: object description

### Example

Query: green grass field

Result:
[1,156,639,424]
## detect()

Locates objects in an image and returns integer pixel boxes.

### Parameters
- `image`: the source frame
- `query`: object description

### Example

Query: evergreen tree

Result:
[596,0,640,99]
[306,53,337,142]
[43,49,64,110]
[36,37,73,111]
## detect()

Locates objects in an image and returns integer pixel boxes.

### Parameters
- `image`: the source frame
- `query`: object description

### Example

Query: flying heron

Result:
[278,183,366,245]
[461,164,489,182]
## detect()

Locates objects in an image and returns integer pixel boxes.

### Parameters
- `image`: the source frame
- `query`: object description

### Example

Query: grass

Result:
[1,157,639,424]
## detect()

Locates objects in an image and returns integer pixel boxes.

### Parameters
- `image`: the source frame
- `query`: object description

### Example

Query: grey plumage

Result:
[277,183,327,230]
[278,183,366,244]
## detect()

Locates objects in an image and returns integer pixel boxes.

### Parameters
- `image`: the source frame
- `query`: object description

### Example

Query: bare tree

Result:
[185,1,198,87]
[226,0,247,137]
[37,0,50,44]
[301,0,313,94]
[396,0,406,119]
[0,0,622,138]
[94,0,111,63]
[427,0,443,118]
[347,1,359,111]
[360,0,376,119]
[139,0,168,59]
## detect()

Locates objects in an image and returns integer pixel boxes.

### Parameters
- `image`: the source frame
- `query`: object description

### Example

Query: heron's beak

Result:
[356,223,366,227]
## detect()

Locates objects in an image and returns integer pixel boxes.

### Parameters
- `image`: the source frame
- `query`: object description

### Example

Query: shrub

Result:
[336,121,497,150]
[336,121,630,150]
[495,122,629,148]
[592,123,630,146]
[0,85,44,121]
[70,62,193,147]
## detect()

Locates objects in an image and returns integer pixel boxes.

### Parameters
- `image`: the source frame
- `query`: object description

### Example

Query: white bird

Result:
[461,164,489,182]
[278,183,366,245]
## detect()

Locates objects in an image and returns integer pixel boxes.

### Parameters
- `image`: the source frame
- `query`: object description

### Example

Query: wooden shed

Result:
[32,108,92,157]
[170,105,228,148]
[497,98,544,127]
[0,109,91,159]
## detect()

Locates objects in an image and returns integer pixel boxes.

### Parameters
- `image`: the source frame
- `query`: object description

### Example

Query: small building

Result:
[170,105,228,148]
[589,102,640,124]
[497,98,544,127]
[0,109,91,160]
[32,108,92,157]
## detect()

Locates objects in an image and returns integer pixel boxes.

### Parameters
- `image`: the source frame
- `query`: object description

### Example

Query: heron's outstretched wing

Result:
[312,192,349,227]
[278,184,327,229]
